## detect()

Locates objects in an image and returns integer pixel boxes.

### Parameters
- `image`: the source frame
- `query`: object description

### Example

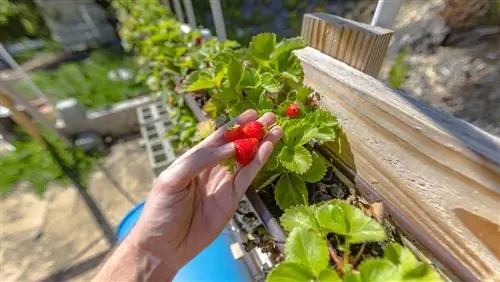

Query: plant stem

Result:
[353,243,366,265]
[344,240,351,266]
[328,242,343,269]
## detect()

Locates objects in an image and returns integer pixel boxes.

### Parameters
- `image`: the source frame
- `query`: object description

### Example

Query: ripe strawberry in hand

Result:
[234,138,259,165]
[224,125,245,142]
[286,102,301,118]
[242,121,267,141]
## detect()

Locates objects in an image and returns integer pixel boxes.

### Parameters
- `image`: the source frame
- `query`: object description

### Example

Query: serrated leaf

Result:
[384,243,419,274]
[261,72,282,92]
[318,268,342,282]
[267,262,314,282]
[263,142,282,171]
[302,111,338,142]
[385,244,443,282]
[278,145,312,174]
[314,201,386,243]
[240,68,262,88]
[301,153,328,183]
[214,63,227,87]
[228,60,244,88]
[274,173,307,210]
[181,71,216,92]
[272,37,306,60]
[280,205,318,232]
[250,33,276,61]
[285,227,329,276]
[358,259,400,282]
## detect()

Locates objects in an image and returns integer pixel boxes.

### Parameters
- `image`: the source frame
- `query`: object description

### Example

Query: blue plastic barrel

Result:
[116,201,253,282]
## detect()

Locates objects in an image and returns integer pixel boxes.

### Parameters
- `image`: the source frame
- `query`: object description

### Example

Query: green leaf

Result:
[403,264,443,282]
[240,68,262,88]
[274,173,307,210]
[384,244,443,282]
[249,33,276,61]
[272,37,306,60]
[388,48,408,88]
[283,121,310,147]
[252,171,282,191]
[259,94,275,109]
[278,145,312,174]
[285,227,329,276]
[181,71,216,92]
[218,86,239,103]
[358,259,400,282]
[261,72,282,92]
[301,153,328,183]
[314,201,386,243]
[296,85,313,104]
[318,268,342,282]
[214,63,227,87]
[280,204,318,232]
[302,111,338,142]
[384,243,419,274]
[263,142,282,170]
[228,60,244,88]
[267,262,315,282]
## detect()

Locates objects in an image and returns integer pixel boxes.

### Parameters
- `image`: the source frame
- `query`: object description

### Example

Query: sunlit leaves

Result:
[285,227,329,276]
[278,145,312,174]
[280,205,318,233]
[250,32,277,61]
[267,262,315,282]
[314,201,386,244]
[301,153,328,183]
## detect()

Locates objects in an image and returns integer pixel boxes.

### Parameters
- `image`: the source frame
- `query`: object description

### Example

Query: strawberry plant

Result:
[113,1,443,280]
[271,201,442,282]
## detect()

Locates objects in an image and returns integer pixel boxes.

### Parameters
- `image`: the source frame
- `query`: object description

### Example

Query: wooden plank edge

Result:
[295,46,500,281]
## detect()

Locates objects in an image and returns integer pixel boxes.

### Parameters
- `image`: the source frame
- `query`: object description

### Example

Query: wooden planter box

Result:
[181,13,499,282]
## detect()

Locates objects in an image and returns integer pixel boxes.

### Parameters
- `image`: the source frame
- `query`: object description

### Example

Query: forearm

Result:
[93,237,176,282]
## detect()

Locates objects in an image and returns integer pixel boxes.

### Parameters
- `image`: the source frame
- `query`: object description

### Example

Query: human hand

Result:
[127,110,283,277]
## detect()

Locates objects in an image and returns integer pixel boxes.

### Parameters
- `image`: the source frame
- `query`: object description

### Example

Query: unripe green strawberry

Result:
[234,138,259,165]
[286,102,300,118]
[224,125,245,142]
[242,121,267,141]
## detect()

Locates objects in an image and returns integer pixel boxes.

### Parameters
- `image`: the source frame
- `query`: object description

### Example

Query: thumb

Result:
[156,143,234,189]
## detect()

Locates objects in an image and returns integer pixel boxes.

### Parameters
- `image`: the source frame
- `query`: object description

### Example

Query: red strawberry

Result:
[242,121,267,141]
[195,36,204,45]
[234,138,259,165]
[224,125,245,142]
[286,102,300,118]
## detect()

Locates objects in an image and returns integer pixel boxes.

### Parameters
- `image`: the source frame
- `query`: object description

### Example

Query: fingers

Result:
[170,109,258,166]
[203,109,259,147]
[156,142,235,190]
[233,126,284,198]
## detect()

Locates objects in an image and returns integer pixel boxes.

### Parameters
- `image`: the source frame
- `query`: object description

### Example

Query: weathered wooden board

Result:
[301,13,393,77]
[296,46,500,281]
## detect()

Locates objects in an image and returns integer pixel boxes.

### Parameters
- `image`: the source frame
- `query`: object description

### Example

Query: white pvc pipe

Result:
[172,0,185,23]
[182,0,197,29]
[209,0,227,40]
[371,0,403,29]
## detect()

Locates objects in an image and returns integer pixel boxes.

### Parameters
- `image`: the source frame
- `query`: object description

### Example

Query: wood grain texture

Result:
[295,47,500,281]
[301,13,393,77]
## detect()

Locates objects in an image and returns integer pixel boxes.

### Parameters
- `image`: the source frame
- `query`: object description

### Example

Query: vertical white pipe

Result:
[172,0,185,23]
[209,0,227,40]
[0,44,48,102]
[371,0,403,29]
[182,0,197,28]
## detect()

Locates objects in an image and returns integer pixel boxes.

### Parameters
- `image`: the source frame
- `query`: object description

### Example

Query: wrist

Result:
[94,237,177,282]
